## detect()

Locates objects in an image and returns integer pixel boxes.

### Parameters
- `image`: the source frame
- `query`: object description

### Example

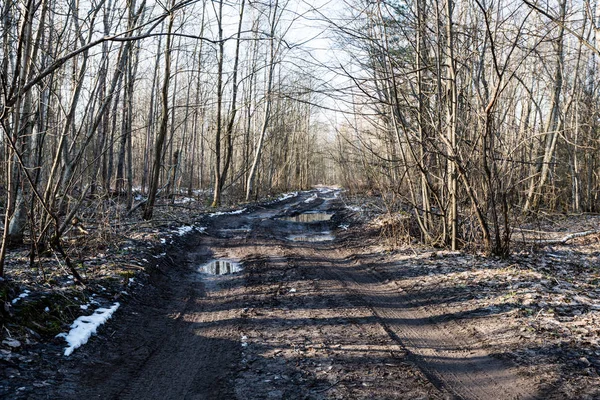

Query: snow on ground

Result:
[209,208,247,217]
[278,192,298,201]
[59,302,120,356]
[346,205,362,212]
[263,191,299,205]
[173,225,206,236]
[304,194,318,203]
[316,187,335,193]
[174,197,195,204]
[11,290,30,304]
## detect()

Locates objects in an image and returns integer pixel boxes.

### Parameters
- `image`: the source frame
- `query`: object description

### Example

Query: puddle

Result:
[198,260,243,275]
[219,226,251,232]
[218,226,252,237]
[287,233,335,242]
[278,212,333,223]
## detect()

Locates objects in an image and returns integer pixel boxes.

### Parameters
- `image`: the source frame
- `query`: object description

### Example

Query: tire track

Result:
[320,248,539,400]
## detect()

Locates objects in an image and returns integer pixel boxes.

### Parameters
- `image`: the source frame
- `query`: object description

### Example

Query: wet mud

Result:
[38,188,544,400]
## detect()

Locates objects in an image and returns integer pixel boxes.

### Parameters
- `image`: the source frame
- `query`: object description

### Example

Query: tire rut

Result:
[321,249,538,400]
[51,189,541,399]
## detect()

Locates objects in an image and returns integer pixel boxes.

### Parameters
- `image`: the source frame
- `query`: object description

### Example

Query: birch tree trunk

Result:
[246,0,279,201]
[143,2,174,220]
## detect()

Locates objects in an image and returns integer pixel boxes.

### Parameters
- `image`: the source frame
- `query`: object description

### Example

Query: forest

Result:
[2,0,600,398]
[2,0,599,273]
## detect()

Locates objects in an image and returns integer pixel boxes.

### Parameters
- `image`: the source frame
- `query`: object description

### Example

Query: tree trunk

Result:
[246,0,279,201]
[143,3,174,220]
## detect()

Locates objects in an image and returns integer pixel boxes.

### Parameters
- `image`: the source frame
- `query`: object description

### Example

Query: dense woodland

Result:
[1,0,599,277]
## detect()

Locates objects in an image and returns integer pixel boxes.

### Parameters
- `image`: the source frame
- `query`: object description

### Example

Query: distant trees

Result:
[331,0,600,255]
[7,0,595,278]
[0,0,329,278]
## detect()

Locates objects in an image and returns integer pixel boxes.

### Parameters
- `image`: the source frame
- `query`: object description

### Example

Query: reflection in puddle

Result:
[287,233,335,242]
[218,226,252,238]
[198,260,243,275]
[279,213,333,223]
[219,226,251,233]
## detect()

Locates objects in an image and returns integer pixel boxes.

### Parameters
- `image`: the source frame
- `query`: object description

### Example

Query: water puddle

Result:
[219,226,251,232]
[218,226,252,237]
[198,260,243,275]
[287,233,335,242]
[278,212,333,223]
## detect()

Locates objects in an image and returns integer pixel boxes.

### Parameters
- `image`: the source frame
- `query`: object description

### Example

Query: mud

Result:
[20,188,551,399]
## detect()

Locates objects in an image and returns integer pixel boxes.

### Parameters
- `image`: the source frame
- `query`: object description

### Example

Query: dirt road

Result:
[50,189,541,399]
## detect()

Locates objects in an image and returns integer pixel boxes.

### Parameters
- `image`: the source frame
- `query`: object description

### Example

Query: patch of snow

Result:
[304,194,318,203]
[174,197,195,204]
[80,305,89,310]
[289,288,297,293]
[160,238,166,244]
[278,192,298,201]
[339,224,350,230]
[346,205,362,212]
[11,290,30,304]
[209,208,247,217]
[61,302,120,356]
[174,225,205,236]
[3,339,21,348]
[44,307,50,312]
[316,187,337,195]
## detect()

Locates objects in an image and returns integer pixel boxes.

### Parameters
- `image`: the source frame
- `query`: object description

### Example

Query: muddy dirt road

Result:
[50,189,541,399]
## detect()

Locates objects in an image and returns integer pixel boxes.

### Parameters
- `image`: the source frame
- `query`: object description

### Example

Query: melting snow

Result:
[174,197,195,204]
[11,290,30,304]
[279,192,298,201]
[317,187,336,194]
[60,302,120,356]
[174,225,206,236]
[176,225,194,236]
[304,194,318,203]
[209,208,247,217]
